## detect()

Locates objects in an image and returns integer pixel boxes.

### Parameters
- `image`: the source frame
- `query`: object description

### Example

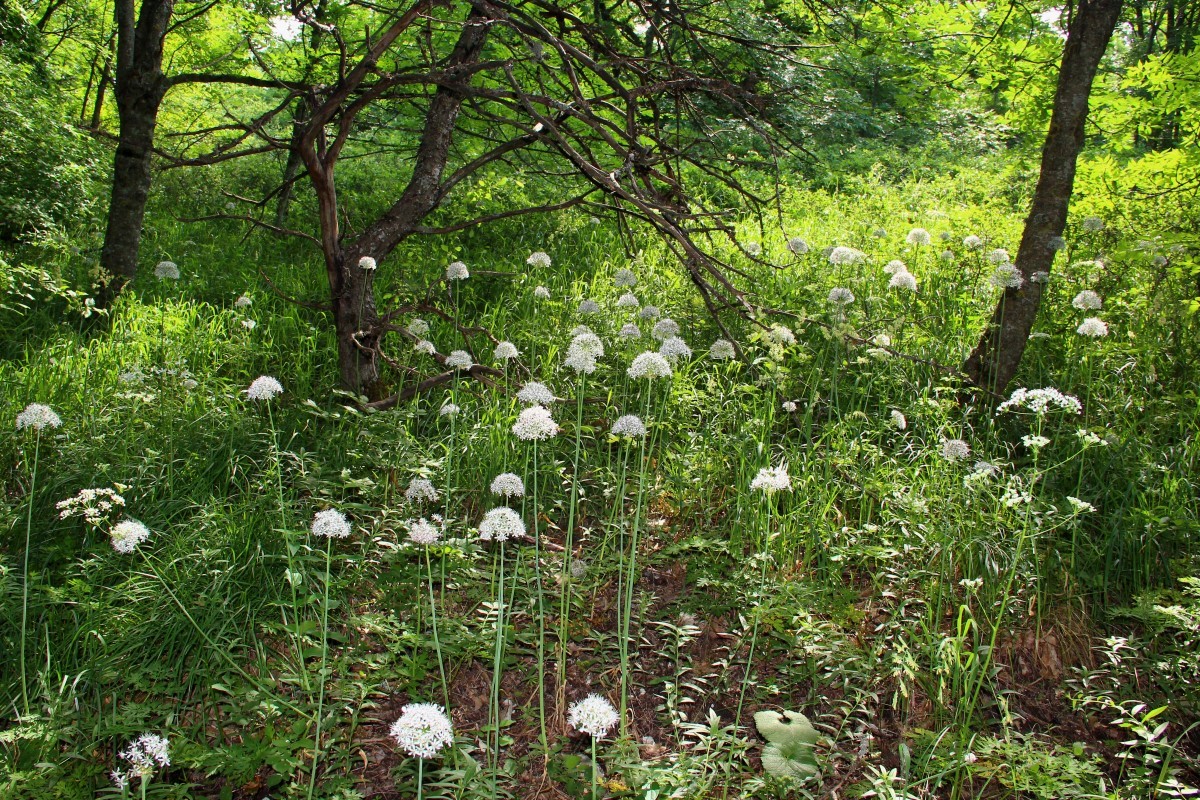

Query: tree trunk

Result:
[963,0,1124,397]
[97,0,174,306]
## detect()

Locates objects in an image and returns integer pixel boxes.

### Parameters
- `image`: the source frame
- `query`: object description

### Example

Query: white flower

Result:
[564,351,596,374]
[940,250,956,261]
[628,351,672,379]
[242,319,257,330]
[120,733,170,778]
[513,405,559,440]
[527,251,552,269]
[494,341,520,361]
[906,228,931,246]
[1067,496,1096,514]
[480,506,525,541]
[182,378,198,390]
[750,464,791,493]
[873,227,888,238]
[405,478,439,504]
[439,403,460,417]
[154,261,180,280]
[414,339,437,355]
[234,294,252,309]
[570,332,605,358]
[445,350,473,370]
[407,518,442,545]
[616,292,640,308]
[963,235,983,250]
[58,487,126,523]
[570,324,595,337]
[618,323,641,339]
[1048,236,1066,251]
[612,414,647,438]
[590,216,601,225]
[390,703,454,759]
[578,299,601,315]
[765,325,795,347]
[1021,434,1051,450]
[490,473,525,498]
[568,694,619,738]
[1072,290,1102,310]
[940,231,953,241]
[1077,317,1108,337]
[358,256,377,271]
[658,336,692,361]
[1077,428,1106,446]
[639,304,661,320]
[534,285,551,299]
[517,381,554,406]
[110,519,151,553]
[787,237,809,255]
[782,401,797,413]
[445,261,469,281]
[941,439,970,462]
[111,770,128,791]
[889,271,918,292]
[408,318,430,337]
[890,409,907,430]
[883,260,907,275]
[1081,216,1104,232]
[827,287,855,305]
[16,403,61,431]
[614,268,637,287]
[246,376,283,401]
[652,319,680,341]
[987,248,1010,263]
[989,264,1024,289]
[997,387,1082,415]
[746,241,762,256]
[828,246,866,265]
[119,369,144,385]
[1030,271,1050,283]
[709,339,736,360]
[312,508,351,538]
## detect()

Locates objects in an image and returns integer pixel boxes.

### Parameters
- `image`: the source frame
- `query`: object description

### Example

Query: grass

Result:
[2,172,1199,799]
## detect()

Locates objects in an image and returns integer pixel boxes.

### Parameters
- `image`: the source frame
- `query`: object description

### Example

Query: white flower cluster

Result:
[652,318,680,341]
[639,304,661,320]
[963,235,983,250]
[565,332,605,374]
[517,381,554,406]
[405,478,439,504]
[709,339,736,360]
[987,248,1010,264]
[614,268,637,287]
[58,487,126,524]
[513,405,559,440]
[889,270,918,292]
[358,256,377,271]
[906,228,932,246]
[534,285,551,299]
[490,472,525,498]
[1072,290,1102,310]
[659,336,691,361]
[941,439,971,462]
[234,293,253,309]
[827,287,855,305]
[750,464,791,493]
[16,403,61,431]
[494,341,520,361]
[787,237,809,255]
[998,387,1082,415]
[567,693,619,738]
[884,260,906,275]
[414,340,437,355]
[1081,216,1105,232]
[312,509,351,538]
[616,292,640,309]
[1021,434,1051,450]
[479,507,525,541]
[527,251,552,269]
[445,350,473,370]
[611,414,646,438]
[112,732,170,788]
[619,323,641,339]
[765,325,796,348]
[111,519,151,554]
[446,261,469,281]
[1077,317,1108,337]
[828,246,866,266]
[578,299,601,315]
[890,409,907,430]
[408,318,430,337]
[628,351,671,380]
[154,261,180,280]
[390,703,454,759]
[439,403,460,417]
[246,376,283,401]
[407,517,442,545]
[989,264,1024,290]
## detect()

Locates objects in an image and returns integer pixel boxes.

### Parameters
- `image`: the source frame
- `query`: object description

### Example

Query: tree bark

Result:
[963,0,1124,397]
[97,0,174,306]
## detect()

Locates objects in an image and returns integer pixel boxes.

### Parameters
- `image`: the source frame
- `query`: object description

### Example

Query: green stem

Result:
[532,440,547,752]
[426,547,449,710]
[591,735,599,800]
[620,390,653,737]
[306,536,334,800]
[268,402,310,693]
[19,431,40,718]
[558,372,586,714]
[490,541,506,795]
[417,756,424,800]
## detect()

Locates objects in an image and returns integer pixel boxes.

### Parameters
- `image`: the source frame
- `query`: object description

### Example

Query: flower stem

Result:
[306,535,334,800]
[426,547,449,710]
[19,430,40,717]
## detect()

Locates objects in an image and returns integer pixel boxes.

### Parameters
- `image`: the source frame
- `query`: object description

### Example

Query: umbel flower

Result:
[890,409,907,430]
[614,268,637,287]
[405,478,439,504]
[709,339,736,360]
[659,336,692,361]
[570,332,605,358]
[883,260,907,275]
[439,403,460,417]
[408,318,430,337]
[1081,215,1105,232]
[568,694,619,738]
[312,509,351,539]
[616,292,640,308]
[998,387,1082,415]
[479,506,525,541]
[517,381,554,406]
[827,287,855,305]
[358,256,377,271]
[1072,290,1102,310]
[513,405,559,440]
[534,285,551,299]
[527,251,552,269]
[890,271,918,292]
[234,293,253,309]
[639,304,661,320]
[652,318,680,341]
[619,323,641,339]
[941,439,971,462]
[765,325,796,348]
[906,228,932,246]
[1077,317,1108,337]
[963,234,983,250]
[578,299,601,315]
[494,341,520,361]
[114,732,170,784]
[786,237,809,255]
[154,261,180,280]
[390,703,454,759]
[989,264,1024,290]
[987,248,1010,264]
[611,414,647,438]
[246,376,283,401]
[750,464,791,493]
[110,519,151,554]
[445,350,473,370]
[828,246,866,266]
[628,351,672,379]
[58,487,126,524]
[406,518,441,546]
[570,324,595,337]
[445,261,469,281]
[414,340,437,355]
[490,472,525,498]
[16,403,61,431]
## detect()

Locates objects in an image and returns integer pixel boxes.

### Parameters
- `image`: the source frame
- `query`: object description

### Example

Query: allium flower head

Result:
[568,694,619,738]
[658,336,692,361]
[445,350,473,370]
[614,268,637,288]
[765,325,796,347]
[709,339,736,360]
[906,228,932,246]
[407,518,441,546]
[998,387,1082,415]
[527,251,552,269]
[246,376,283,401]
[534,285,551,299]
[242,319,257,330]
[570,333,605,358]
[652,318,680,341]
[312,508,351,539]
[408,318,430,337]
[1081,216,1105,232]
[782,400,797,413]
[787,237,809,255]
[750,464,791,493]
[940,250,956,261]
[890,409,907,430]
[1077,317,1108,337]
[746,241,762,256]
[941,439,970,462]
[570,324,595,337]
[479,506,525,541]
[619,323,641,339]
[111,519,151,554]
[612,414,647,438]
[890,271,918,291]
[1031,271,1050,284]
[390,703,454,759]
[828,246,866,266]
[234,294,253,309]
[517,381,554,406]
[639,304,661,320]
[494,341,520,361]
[963,235,983,250]
[513,404,559,439]
[883,260,907,275]
[358,256,377,271]
[16,403,61,431]
[827,287,855,305]
[1072,290,1102,310]
[414,340,437,356]
[119,733,170,779]
[987,248,1010,264]
[577,299,601,315]
[989,264,1024,290]
[405,478,439,504]
[628,351,672,380]
[445,261,469,281]
[154,261,180,280]
[439,403,460,417]
[616,292,640,308]
[564,351,596,374]
[490,473,525,498]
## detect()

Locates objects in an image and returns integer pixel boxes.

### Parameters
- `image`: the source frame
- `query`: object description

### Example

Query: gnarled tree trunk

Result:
[963,0,1124,397]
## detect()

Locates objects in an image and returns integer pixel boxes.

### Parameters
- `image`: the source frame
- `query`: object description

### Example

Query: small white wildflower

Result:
[110,519,151,554]
[390,703,454,759]
[445,261,469,281]
[119,369,144,385]
[941,439,970,462]
[1048,236,1066,251]
[1067,496,1095,514]
[1029,331,1051,340]
[578,299,601,315]
[527,251,551,269]
[987,248,1010,263]
[589,216,601,225]
[445,350,473,370]
[234,294,252,309]
[889,271,918,292]
[479,506,525,541]
[241,319,257,330]
[827,287,855,305]
[873,333,891,347]
[906,228,932,246]
[765,325,796,347]
[611,414,647,438]
[408,318,430,337]
[490,473,525,498]
[1030,271,1050,283]
[989,264,1024,289]
[439,403,460,417]
[1076,428,1104,446]
[246,376,283,401]
[614,268,637,288]
[16,403,61,431]
[513,404,559,440]
[787,237,809,255]
[358,256,377,271]
[709,339,736,360]
[750,464,791,493]
[154,261,180,280]
[494,341,520,361]
[639,304,661,320]
[1081,216,1104,232]
[616,292,640,309]
[828,246,866,265]
[658,336,692,361]
[414,339,437,355]
[890,409,907,430]
[627,351,672,380]
[746,242,762,256]
[517,381,554,406]
[618,323,641,339]
[568,694,619,738]
[1021,434,1051,450]
[652,318,680,341]
[564,350,596,374]
[998,387,1082,415]
[883,260,907,275]
[120,733,170,779]
[534,285,551,299]
[940,250,956,261]
[407,518,442,545]
[405,478,439,505]
[1072,290,1102,310]
[110,770,128,791]
[570,333,605,357]
[1077,317,1108,337]
[963,234,983,250]
[782,401,797,413]
[312,508,351,539]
